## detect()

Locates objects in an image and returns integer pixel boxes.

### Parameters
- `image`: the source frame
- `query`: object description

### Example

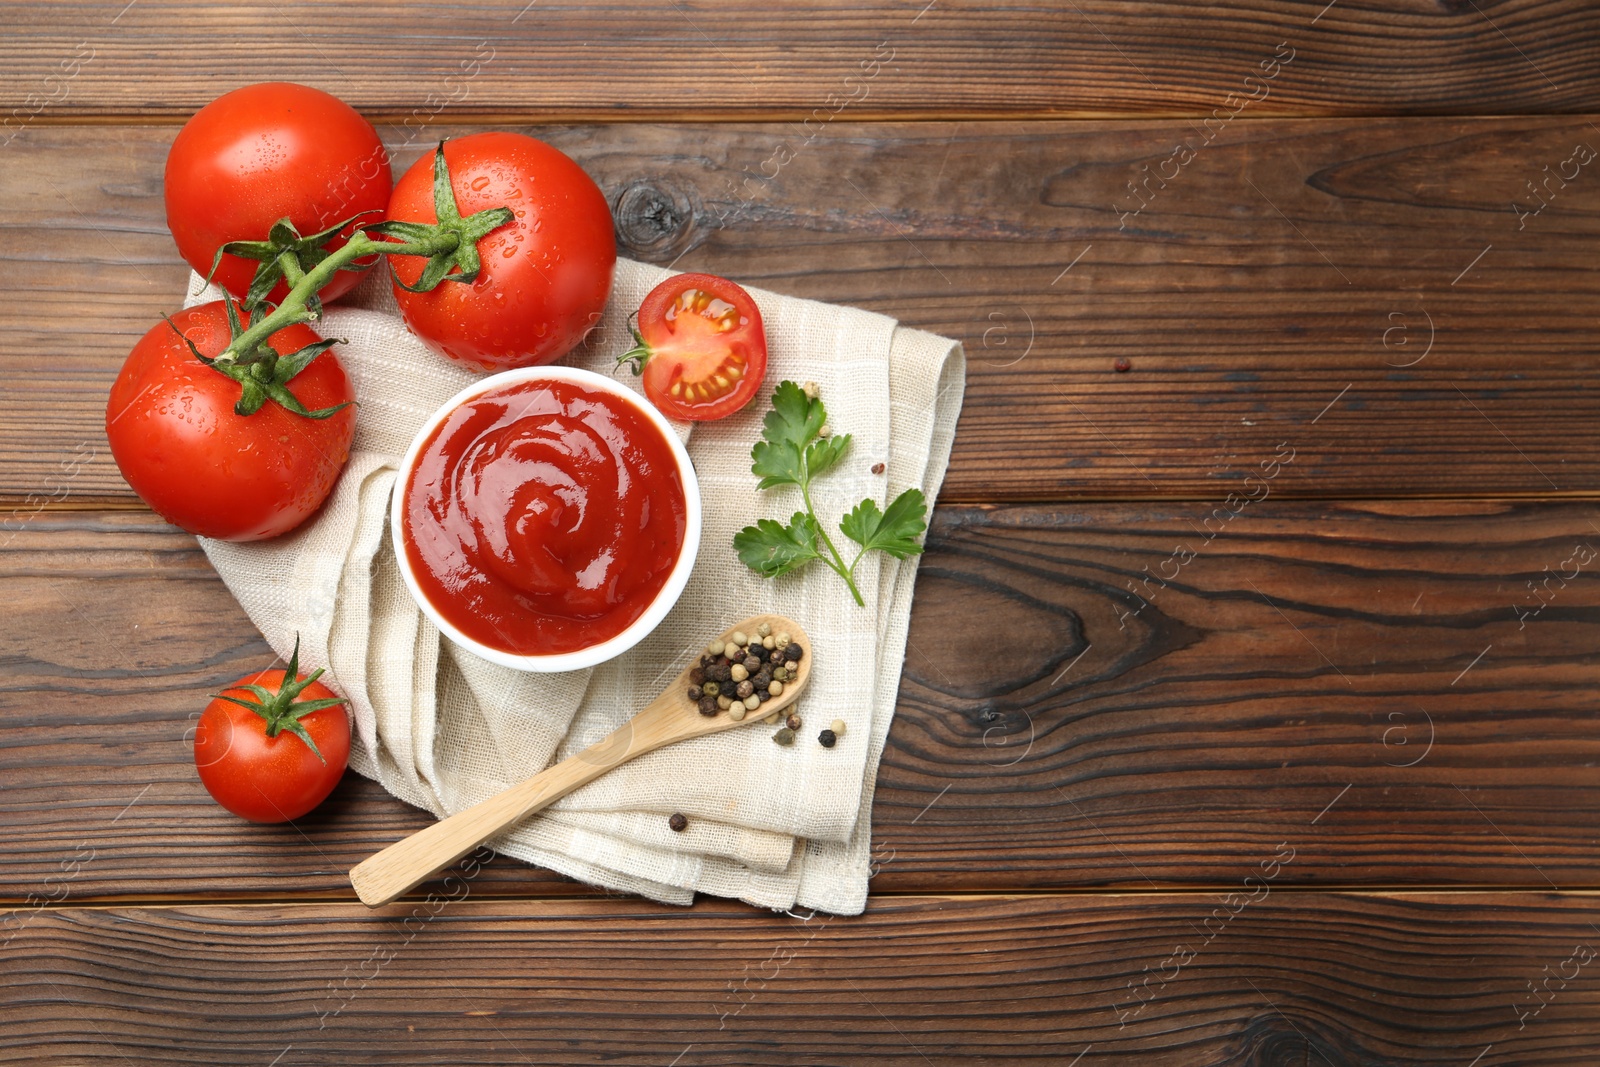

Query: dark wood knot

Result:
[1233,1010,1381,1067]
[612,179,700,264]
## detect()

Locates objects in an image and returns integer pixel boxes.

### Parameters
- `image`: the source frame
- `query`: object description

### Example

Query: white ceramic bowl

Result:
[391,366,701,672]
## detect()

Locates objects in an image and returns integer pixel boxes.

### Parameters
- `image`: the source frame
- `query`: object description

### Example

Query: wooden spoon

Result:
[349,614,811,907]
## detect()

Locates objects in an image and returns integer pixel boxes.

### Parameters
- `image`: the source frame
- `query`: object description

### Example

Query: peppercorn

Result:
[702,681,721,698]
[743,694,760,711]
[708,639,726,657]
[764,712,780,725]
[669,813,688,832]
[773,667,789,682]
[689,666,706,685]
[757,622,772,638]
[818,729,837,748]
[717,695,733,710]
[1114,357,1132,373]
[730,630,748,648]
[871,462,885,475]
[730,663,748,682]
[819,423,832,438]
[743,654,763,673]
[698,696,718,716]
[729,705,747,721]
[762,635,776,650]
[755,689,769,703]
[785,713,802,731]
[784,642,803,662]
[773,727,796,746]
[831,719,847,736]
[802,381,819,400]
[768,648,785,665]
[768,680,784,696]
[710,662,732,683]
[736,679,755,699]
[754,669,773,691]
[687,685,703,702]
[775,631,791,648]
[784,659,799,673]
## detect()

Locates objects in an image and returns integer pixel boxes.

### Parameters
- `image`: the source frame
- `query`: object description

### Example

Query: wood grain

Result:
[4,1,1599,118]
[7,502,1600,903]
[7,119,1600,505]
[5,892,1599,1064]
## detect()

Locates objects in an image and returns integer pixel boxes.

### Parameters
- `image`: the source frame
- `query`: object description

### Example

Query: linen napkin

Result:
[184,259,964,915]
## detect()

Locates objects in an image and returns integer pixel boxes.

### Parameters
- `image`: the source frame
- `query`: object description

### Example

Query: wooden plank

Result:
[7,119,1600,505]
[5,892,1600,1063]
[7,502,1600,903]
[4,1,1598,118]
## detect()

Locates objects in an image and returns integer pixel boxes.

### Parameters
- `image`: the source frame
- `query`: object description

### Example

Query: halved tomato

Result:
[619,273,767,422]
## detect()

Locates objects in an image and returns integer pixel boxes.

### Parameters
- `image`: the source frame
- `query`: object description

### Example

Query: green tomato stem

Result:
[215,229,460,367]
[801,476,865,607]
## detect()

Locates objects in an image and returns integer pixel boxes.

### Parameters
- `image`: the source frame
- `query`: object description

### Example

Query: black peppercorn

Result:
[710,662,732,683]
[697,696,718,716]
[871,462,886,474]
[736,679,755,699]
[742,654,763,673]
[668,813,688,832]
[754,670,773,691]
[1113,357,1132,373]
[783,642,803,662]
[768,648,784,664]
[689,666,706,685]
[818,729,837,748]
[687,685,703,702]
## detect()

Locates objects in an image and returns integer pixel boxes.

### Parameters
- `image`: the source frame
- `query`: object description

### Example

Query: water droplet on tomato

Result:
[470,176,491,192]
[501,246,518,259]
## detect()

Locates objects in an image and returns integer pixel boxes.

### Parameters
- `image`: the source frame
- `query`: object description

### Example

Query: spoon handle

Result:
[349,702,670,907]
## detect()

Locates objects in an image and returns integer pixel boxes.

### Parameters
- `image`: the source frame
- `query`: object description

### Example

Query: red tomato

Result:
[385,132,616,370]
[194,647,351,823]
[105,301,356,541]
[165,82,391,305]
[621,273,767,421]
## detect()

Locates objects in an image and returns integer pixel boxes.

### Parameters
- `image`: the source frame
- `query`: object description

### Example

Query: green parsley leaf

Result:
[750,381,825,489]
[805,433,851,480]
[733,512,824,578]
[839,488,928,560]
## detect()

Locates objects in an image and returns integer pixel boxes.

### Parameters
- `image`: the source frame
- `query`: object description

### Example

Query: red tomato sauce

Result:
[402,379,688,656]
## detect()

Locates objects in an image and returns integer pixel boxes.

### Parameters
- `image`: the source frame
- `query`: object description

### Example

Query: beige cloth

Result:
[185,260,964,914]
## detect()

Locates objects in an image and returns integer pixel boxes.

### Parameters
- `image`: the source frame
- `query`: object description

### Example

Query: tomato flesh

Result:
[633,274,767,421]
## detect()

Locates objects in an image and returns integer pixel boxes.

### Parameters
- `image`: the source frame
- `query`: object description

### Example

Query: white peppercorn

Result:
[743,694,760,711]
[730,663,749,682]
[768,680,784,696]
[831,719,847,736]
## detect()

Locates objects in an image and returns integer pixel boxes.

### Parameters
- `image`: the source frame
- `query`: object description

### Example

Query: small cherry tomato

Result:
[105,300,356,541]
[385,132,616,370]
[194,639,351,824]
[164,82,392,306]
[618,273,768,421]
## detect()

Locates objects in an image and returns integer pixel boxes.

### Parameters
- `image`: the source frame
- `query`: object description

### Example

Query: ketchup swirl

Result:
[402,379,688,656]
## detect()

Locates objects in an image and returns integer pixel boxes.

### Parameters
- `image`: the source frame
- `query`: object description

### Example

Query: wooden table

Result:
[5,2,1600,1062]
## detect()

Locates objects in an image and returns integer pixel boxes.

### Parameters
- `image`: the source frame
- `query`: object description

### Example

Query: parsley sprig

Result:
[733,381,927,606]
